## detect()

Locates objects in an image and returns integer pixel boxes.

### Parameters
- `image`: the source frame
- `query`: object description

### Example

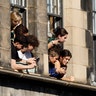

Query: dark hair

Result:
[53,26,68,37]
[60,49,72,58]
[27,35,39,48]
[48,47,60,57]
[14,35,28,47]
[14,24,28,37]
[61,65,67,70]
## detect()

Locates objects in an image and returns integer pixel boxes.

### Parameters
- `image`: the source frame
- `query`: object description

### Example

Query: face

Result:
[27,44,34,51]
[60,56,71,65]
[49,55,59,64]
[15,42,23,50]
[21,47,28,53]
[60,67,66,74]
[58,34,68,43]
[11,17,21,27]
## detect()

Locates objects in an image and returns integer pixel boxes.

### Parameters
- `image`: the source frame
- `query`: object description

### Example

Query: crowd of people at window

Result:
[11,11,39,74]
[10,11,74,82]
[48,27,74,81]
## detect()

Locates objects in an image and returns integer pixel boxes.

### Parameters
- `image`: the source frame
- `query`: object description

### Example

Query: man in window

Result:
[11,35,36,72]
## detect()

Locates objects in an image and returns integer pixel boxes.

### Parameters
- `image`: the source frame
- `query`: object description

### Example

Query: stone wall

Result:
[0,0,11,68]
[27,0,48,74]
[63,0,93,83]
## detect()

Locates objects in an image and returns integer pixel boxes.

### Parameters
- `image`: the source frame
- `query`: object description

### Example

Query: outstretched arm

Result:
[61,75,75,81]
[48,39,59,49]
[11,59,36,70]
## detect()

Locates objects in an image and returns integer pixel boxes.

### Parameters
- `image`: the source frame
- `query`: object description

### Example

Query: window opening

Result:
[47,0,63,37]
[10,0,26,25]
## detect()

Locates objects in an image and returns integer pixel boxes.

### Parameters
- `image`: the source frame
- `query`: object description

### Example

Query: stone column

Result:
[63,0,93,83]
[27,0,48,75]
[0,0,11,68]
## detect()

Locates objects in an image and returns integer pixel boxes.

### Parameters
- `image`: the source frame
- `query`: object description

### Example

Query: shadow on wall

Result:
[81,0,93,86]
[81,0,92,11]
[85,29,93,85]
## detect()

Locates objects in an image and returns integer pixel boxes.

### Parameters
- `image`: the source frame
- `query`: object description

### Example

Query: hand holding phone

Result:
[36,57,40,62]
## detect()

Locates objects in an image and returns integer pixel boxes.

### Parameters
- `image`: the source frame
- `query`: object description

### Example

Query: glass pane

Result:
[92,0,96,34]
[10,0,26,7]
[47,0,62,15]
[53,0,57,14]
[47,16,62,37]
[94,14,96,34]
[92,0,96,10]
[93,7,96,33]
[58,0,61,15]
[47,0,50,13]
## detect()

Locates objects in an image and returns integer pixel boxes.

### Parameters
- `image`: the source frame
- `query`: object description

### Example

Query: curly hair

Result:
[27,35,39,48]
[48,47,60,57]
[14,24,28,37]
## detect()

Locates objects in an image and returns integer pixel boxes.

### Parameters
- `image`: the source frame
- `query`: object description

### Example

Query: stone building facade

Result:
[63,0,93,84]
[0,0,96,95]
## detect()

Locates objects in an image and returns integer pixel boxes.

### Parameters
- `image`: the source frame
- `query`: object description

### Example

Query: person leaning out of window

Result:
[10,11,22,41]
[56,49,74,81]
[17,35,39,74]
[48,26,68,50]
[11,35,37,72]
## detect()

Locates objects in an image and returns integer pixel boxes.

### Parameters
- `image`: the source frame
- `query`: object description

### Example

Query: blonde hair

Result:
[49,48,59,57]
[11,11,22,21]
[11,11,22,30]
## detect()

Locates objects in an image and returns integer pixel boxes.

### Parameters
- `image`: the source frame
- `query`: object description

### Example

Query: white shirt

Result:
[17,50,35,74]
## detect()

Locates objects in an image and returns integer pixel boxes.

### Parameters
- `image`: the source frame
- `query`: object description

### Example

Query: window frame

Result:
[10,0,27,26]
[47,0,63,37]
[92,0,96,82]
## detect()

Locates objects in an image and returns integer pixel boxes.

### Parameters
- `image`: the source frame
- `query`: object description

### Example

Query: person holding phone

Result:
[17,35,39,74]
[11,35,37,72]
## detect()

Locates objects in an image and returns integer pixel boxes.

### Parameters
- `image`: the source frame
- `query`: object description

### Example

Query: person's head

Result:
[60,65,67,74]
[53,26,68,43]
[11,11,22,29]
[14,24,29,37]
[27,35,39,51]
[61,65,67,70]
[59,49,72,65]
[20,46,28,53]
[14,35,28,50]
[48,48,60,64]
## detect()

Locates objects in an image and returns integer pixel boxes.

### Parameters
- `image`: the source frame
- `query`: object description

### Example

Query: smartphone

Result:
[36,57,40,62]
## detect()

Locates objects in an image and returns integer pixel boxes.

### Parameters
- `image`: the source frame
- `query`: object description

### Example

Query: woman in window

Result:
[11,11,22,41]
[48,26,68,50]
